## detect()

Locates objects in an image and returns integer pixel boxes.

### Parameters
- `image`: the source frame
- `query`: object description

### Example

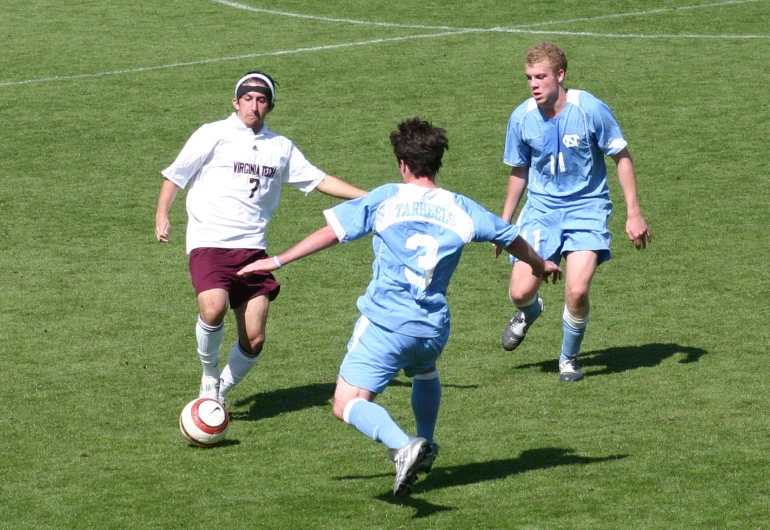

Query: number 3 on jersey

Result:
[404,234,439,290]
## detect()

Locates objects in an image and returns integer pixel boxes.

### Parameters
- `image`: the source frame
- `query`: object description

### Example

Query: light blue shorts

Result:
[339,315,449,394]
[511,202,613,265]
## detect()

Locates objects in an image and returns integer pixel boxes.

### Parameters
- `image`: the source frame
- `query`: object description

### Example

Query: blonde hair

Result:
[526,42,567,75]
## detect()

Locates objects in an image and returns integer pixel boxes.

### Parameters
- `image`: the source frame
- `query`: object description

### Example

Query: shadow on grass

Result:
[230,380,480,421]
[183,438,241,449]
[388,379,480,390]
[230,382,335,421]
[516,342,708,377]
[354,447,627,518]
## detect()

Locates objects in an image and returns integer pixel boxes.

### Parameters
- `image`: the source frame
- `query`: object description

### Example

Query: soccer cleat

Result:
[393,437,430,497]
[559,358,584,382]
[388,441,439,474]
[502,297,543,351]
[198,376,220,400]
[418,442,440,474]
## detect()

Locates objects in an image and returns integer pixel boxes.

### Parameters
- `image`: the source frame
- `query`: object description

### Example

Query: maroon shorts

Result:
[189,248,281,309]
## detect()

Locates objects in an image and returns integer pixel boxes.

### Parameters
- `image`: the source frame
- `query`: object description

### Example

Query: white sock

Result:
[196,316,224,379]
[219,342,259,398]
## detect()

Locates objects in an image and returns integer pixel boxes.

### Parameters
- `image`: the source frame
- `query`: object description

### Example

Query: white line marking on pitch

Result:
[0,30,476,87]
[1,0,767,87]
[214,0,765,31]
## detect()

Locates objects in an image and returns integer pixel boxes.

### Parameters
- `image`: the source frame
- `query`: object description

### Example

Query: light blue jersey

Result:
[504,89,628,211]
[324,183,520,338]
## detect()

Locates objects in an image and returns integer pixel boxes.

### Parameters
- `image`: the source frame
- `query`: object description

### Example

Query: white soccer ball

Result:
[179,397,230,447]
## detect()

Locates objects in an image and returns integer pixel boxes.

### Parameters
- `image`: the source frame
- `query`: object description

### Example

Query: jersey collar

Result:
[228,113,270,137]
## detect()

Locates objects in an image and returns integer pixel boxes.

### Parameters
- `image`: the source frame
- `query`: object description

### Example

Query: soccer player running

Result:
[155,71,365,406]
[238,118,562,496]
[496,42,651,382]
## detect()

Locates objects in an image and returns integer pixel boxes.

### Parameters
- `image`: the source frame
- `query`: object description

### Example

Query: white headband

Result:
[234,73,276,102]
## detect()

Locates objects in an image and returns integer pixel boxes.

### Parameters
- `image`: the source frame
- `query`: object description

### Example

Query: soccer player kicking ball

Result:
[238,118,561,497]
[496,42,651,382]
[155,71,365,407]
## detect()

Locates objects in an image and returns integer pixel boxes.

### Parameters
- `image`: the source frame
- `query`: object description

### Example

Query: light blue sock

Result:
[344,398,410,450]
[517,293,543,322]
[411,372,441,443]
[560,307,589,362]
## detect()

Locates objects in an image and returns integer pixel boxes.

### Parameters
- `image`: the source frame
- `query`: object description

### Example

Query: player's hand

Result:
[492,243,503,258]
[532,260,562,284]
[155,218,171,243]
[626,215,651,249]
[237,258,276,277]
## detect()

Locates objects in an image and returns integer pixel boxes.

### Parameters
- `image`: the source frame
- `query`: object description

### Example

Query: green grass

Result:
[2,0,769,528]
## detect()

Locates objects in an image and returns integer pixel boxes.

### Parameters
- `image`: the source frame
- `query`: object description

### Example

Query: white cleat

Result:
[393,437,430,497]
[559,358,584,382]
[502,297,543,351]
[199,376,220,400]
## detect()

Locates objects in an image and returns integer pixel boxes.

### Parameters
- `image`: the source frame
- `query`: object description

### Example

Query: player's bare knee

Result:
[331,398,346,422]
[565,287,590,313]
[198,309,225,327]
[509,287,538,306]
[240,338,264,357]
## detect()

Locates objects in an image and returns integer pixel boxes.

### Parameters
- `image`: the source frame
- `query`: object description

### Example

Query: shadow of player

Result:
[516,342,707,377]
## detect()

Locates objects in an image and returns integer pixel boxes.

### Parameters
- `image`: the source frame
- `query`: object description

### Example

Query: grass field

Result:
[2,1,769,528]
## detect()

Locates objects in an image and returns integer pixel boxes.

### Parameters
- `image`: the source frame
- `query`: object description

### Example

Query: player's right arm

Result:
[494,165,528,257]
[156,124,217,243]
[502,165,528,223]
[237,225,341,276]
[155,178,181,243]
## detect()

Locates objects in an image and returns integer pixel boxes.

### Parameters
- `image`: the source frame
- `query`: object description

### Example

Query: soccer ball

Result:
[179,397,230,447]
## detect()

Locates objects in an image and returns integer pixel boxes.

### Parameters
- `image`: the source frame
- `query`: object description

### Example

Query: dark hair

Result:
[235,71,278,102]
[241,70,277,88]
[389,118,449,177]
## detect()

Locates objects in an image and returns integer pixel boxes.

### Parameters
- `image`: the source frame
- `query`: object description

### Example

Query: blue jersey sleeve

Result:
[454,194,521,248]
[586,94,628,156]
[503,102,532,167]
[324,184,397,243]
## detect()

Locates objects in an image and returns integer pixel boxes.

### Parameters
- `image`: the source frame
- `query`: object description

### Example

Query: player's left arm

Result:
[238,225,341,276]
[316,175,367,200]
[611,148,652,249]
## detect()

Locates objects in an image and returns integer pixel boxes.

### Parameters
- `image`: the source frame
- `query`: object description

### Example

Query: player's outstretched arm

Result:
[238,225,341,277]
[316,175,367,200]
[503,236,562,283]
[155,179,181,243]
[612,149,652,249]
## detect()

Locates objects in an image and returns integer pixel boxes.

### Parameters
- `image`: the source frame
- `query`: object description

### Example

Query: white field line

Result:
[488,28,770,38]
[0,30,477,87]
[1,0,767,88]
[215,0,765,31]
[214,0,460,30]
[517,0,765,27]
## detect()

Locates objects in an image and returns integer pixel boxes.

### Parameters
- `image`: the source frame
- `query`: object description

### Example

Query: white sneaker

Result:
[559,358,584,382]
[198,376,220,399]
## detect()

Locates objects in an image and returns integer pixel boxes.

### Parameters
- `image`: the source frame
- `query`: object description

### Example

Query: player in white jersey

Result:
[238,118,561,496]
[496,42,652,382]
[155,71,366,406]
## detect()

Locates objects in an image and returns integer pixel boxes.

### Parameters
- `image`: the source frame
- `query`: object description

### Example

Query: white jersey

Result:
[162,113,326,253]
